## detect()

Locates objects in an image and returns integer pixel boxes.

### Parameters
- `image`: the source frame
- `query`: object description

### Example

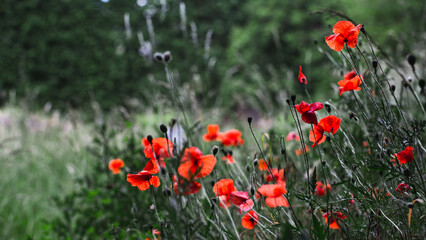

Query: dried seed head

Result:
[285,98,290,105]
[290,94,296,105]
[247,117,253,125]
[390,85,396,93]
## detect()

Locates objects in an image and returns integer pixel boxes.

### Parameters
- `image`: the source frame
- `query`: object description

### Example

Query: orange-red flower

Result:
[396,183,412,196]
[222,151,235,164]
[229,191,254,213]
[322,211,347,229]
[220,129,244,146]
[172,175,201,195]
[108,159,124,174]
[178,147,216,180]
[286,131,300,141]
[337,70,362,95]
[257,183,289,208]
[295,145,309,155]
[203,124,220,142]
[295,101,324,125]
[127,170,160,191]
[142,137,173,168]
[309,115,341,147]
[396,146,414,164]
[325,21,362,52]
[265,168,285,183]
[213,179,237,208]
[315,182,331,196]
[258,159,268,171]
[242,210,259,229]
[298,66,307,84]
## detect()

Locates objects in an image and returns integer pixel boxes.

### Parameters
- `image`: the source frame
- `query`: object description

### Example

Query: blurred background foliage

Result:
[1,0,424,113]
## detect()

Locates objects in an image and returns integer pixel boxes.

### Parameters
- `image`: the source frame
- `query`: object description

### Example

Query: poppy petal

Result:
[325,34,345,52]
[199,155,217,177]
[332,21,356,35]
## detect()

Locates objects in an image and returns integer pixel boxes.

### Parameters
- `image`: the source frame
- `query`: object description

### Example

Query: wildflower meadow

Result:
[0,0,425,239]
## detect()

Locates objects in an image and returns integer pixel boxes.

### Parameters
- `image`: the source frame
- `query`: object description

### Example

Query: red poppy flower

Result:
[315,182,331,197]
[220,129,244,146]
[229,191,254,213]
[295,101,324,125]
[322,211,347,229]
[286,131,300,142]
[338,70,362,95]
[142,137,173,168]
[309,115,341,147]
[127,170,160,191]
[108,159,124,174]
[213,179,236,208]
[258,159,268,171]
[309,124,326,147]
[203,124,220,142]
[178,147,216,180]
[396,183,412,196]
[172,175,201,195]
[396,146,414,164]
[298,66,307,84]
[222,151,235,164]
[242,210,259,229]
[325,21,362,52]
[371,188,391,200]
[265,168,285,183]
[257,183,289,208]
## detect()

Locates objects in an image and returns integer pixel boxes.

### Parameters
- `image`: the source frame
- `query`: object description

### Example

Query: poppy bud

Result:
[212,146,219,156]
[390,85,396,93]
[352,164,357,169]
[325,103,331,113]
[419,79,425,89]
[402,81,408,88]
[246,165,251,172]
[253,158,258,167]
[210,181,215,187]
[163,51,172,63]
[160,167,167,175]
[147,135,153,144]
[160,124,168,133]
[281,148,286,155]
[407,54,416,66]
[404,169,410,177]
[326,136,331,142]
[360,25,365,34]
[321,161,326,166]
[211,198,217,204]
[290,94,296,105]
[247,117,253,125]
[349,112,358,121]
[153,52,164,62]
[372,60,378,69]
[229,150,233,156]
[408,78,412,83]
[285,99,290,105]
[250,186,255,195]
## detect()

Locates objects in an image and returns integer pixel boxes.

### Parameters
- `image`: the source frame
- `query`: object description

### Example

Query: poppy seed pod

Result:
[163,188,171,197]
[402,80,408,88]
[290,94,296,105]
[390,85,396,93]
[147,135,153,144]
[160,167,167,175]
[372,60,378,69]
[246,165,251,172]
[248,117,253,125]
[285,99,290,105]
[160,124,168,133]
[250,186,255,195]
[163,51,172,63]
[407,54,416,66]
[280,148,286,155]
[153,52,164,62]
[212,146,219,156]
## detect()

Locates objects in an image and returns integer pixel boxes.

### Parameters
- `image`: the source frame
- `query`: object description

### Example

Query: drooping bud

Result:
[147,135,153,144]
[160,124,168,133]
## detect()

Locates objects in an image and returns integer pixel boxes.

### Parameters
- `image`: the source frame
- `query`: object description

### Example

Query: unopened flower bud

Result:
[325,103,331,114]
[372,60,378,69]
[281,148,286,155]
[250,186,255,195]
[390,85,396,93]
[163,51,172,63]
[419,79,425,89]
[212,146,219,156]
[290,94,296,105]
[248,117,253,125]
[285,99,290,105]
[153,52,164,62]
[160,124,168,133]
[147,135,153,144]
[253,159,258,167]
[160,167,167,175]
[407,54,416,66]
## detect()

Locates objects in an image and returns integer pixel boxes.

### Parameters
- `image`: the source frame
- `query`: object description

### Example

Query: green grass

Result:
[0,106,95,239]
